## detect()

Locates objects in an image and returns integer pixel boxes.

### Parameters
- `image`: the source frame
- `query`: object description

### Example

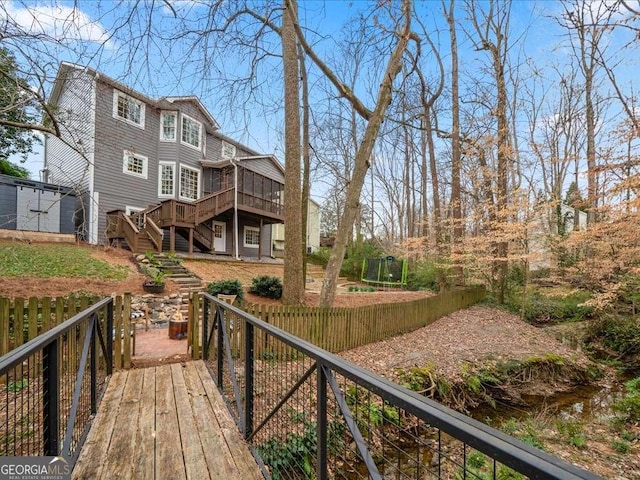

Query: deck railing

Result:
[201,294,601,480]
[0,298,113,465]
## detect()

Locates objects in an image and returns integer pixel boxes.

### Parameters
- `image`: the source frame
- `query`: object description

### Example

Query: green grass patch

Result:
[0,243,130,280]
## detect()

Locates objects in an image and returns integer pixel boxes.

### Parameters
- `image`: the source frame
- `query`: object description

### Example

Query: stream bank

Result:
[340,305,639,478]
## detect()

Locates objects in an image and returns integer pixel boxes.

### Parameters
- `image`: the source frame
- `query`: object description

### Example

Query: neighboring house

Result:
[272,198,321,257]
[44,63,285,258]
[528,202,588,271]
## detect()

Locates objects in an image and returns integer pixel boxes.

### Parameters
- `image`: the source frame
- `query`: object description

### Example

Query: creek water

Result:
[472,379,630,425]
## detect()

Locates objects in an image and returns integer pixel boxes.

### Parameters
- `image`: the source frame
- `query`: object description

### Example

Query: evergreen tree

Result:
[0,48,39,178]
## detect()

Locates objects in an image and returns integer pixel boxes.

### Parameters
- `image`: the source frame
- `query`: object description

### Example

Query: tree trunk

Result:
[300,45,311,283]
[282,0,304,304]
[445,0,464,284]
[318,0,413,307]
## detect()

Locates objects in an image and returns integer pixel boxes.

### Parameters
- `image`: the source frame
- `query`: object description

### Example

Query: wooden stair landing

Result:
[73,361,262,480]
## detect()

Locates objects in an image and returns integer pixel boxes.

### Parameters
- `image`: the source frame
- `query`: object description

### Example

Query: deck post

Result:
[244,322,254,439]
[188,228,194,254]
[169,225,175,252]
[216,305,224,387]
[316,364,328,480]
[43,339,59,456]
[258,218,263,259]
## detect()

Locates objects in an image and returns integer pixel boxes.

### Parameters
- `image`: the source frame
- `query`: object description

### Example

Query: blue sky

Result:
[4,0,639,204]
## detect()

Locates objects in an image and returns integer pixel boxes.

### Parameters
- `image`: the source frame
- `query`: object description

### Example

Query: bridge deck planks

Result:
[72,360,262,480]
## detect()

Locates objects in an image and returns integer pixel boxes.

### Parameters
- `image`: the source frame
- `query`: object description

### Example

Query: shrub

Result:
[207,279,244,303]
[249,276,283,299]
[612,440,630,454]
[507,290,593,325]
[587,315,640,358]
[612,377,640,423]
[307,246,331,267]
[407,261,449,292]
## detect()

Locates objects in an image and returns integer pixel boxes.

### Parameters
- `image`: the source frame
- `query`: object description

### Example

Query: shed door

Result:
[16,188,61,233]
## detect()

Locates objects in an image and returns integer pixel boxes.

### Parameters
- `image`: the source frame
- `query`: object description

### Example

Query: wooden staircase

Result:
[107,188,235,253]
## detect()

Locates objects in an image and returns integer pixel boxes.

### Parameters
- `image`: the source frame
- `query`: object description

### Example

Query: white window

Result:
[158,162,175,197]
[244,226,260,248]
[160,111,177,141]
[181,114,202,150]
[123,151,148,179]
[113,90,145,128]
[221,141,236,159]
[179,165,200,201]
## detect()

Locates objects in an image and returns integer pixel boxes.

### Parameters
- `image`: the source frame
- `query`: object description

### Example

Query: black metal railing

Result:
[0,297,113,465]
[201,294,601,480]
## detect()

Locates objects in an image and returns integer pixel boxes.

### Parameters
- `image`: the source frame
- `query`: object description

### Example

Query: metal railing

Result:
[201,294,601,480]
[0,298,113,465]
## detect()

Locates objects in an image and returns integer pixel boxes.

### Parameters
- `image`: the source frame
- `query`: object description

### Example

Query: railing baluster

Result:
[317,363,328,480]
[216,305,224,387]
[244,321,254,439]
[106,300,113,375]
[202,300,210,360]
[91,313,97,414]
[42,338,59,456]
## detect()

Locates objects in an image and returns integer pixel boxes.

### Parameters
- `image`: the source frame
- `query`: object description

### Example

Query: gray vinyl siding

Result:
[240,158,285,184]
[0,183,17,230]
[237,218,272,258]
[92,80,161,239]
[45,69,95,190]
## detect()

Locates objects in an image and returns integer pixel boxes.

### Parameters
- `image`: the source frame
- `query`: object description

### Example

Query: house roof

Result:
[50,63,220,132]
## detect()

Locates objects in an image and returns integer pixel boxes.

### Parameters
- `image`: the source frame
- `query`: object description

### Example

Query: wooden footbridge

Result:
[0,294,602,480]
[73,361,261,479]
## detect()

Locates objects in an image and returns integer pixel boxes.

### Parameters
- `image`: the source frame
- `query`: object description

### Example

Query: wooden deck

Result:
[73,361,263,480]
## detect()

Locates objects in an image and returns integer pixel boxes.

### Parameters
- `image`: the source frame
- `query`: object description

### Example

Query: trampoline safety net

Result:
[361,256,408,286]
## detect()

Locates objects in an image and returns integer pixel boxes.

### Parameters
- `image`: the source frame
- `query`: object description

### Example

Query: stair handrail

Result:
[144,215,164,252]
[193,187,235,226]
[120,212,140,253]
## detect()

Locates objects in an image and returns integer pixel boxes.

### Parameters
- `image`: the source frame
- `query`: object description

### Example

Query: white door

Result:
[213,221,226,252]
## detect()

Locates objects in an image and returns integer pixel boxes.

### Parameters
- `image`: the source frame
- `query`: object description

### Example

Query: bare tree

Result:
[288,0,416,306]
[467,0,513,303]
[281,0,304,304]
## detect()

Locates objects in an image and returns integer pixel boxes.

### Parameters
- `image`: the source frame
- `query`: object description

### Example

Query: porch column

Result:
[170,225,175,252]
[258,219,263,259]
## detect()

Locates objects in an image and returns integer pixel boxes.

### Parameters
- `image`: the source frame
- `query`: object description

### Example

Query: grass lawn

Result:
[0,243,130,280]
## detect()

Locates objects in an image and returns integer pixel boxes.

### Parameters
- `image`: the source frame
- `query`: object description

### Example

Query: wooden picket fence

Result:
[190,286,485,359]
[0,294,135,370]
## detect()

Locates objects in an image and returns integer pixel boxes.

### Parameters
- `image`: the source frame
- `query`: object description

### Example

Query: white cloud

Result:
[4,1,111,46]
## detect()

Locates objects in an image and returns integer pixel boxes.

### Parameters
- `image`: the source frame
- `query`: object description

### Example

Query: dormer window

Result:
[181,114,202,150]
[113,90,145,129]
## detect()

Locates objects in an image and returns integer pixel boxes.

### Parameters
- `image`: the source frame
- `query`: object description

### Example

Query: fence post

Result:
[244,321,254,439]
[106,299,114,375]
[42,338,59,456]
[202,298,210,360]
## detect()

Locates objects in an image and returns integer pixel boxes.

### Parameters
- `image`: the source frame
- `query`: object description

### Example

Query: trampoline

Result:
[361,256,408,287]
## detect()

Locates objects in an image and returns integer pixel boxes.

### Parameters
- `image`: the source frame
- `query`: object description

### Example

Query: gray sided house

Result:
[44,63,284,258]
